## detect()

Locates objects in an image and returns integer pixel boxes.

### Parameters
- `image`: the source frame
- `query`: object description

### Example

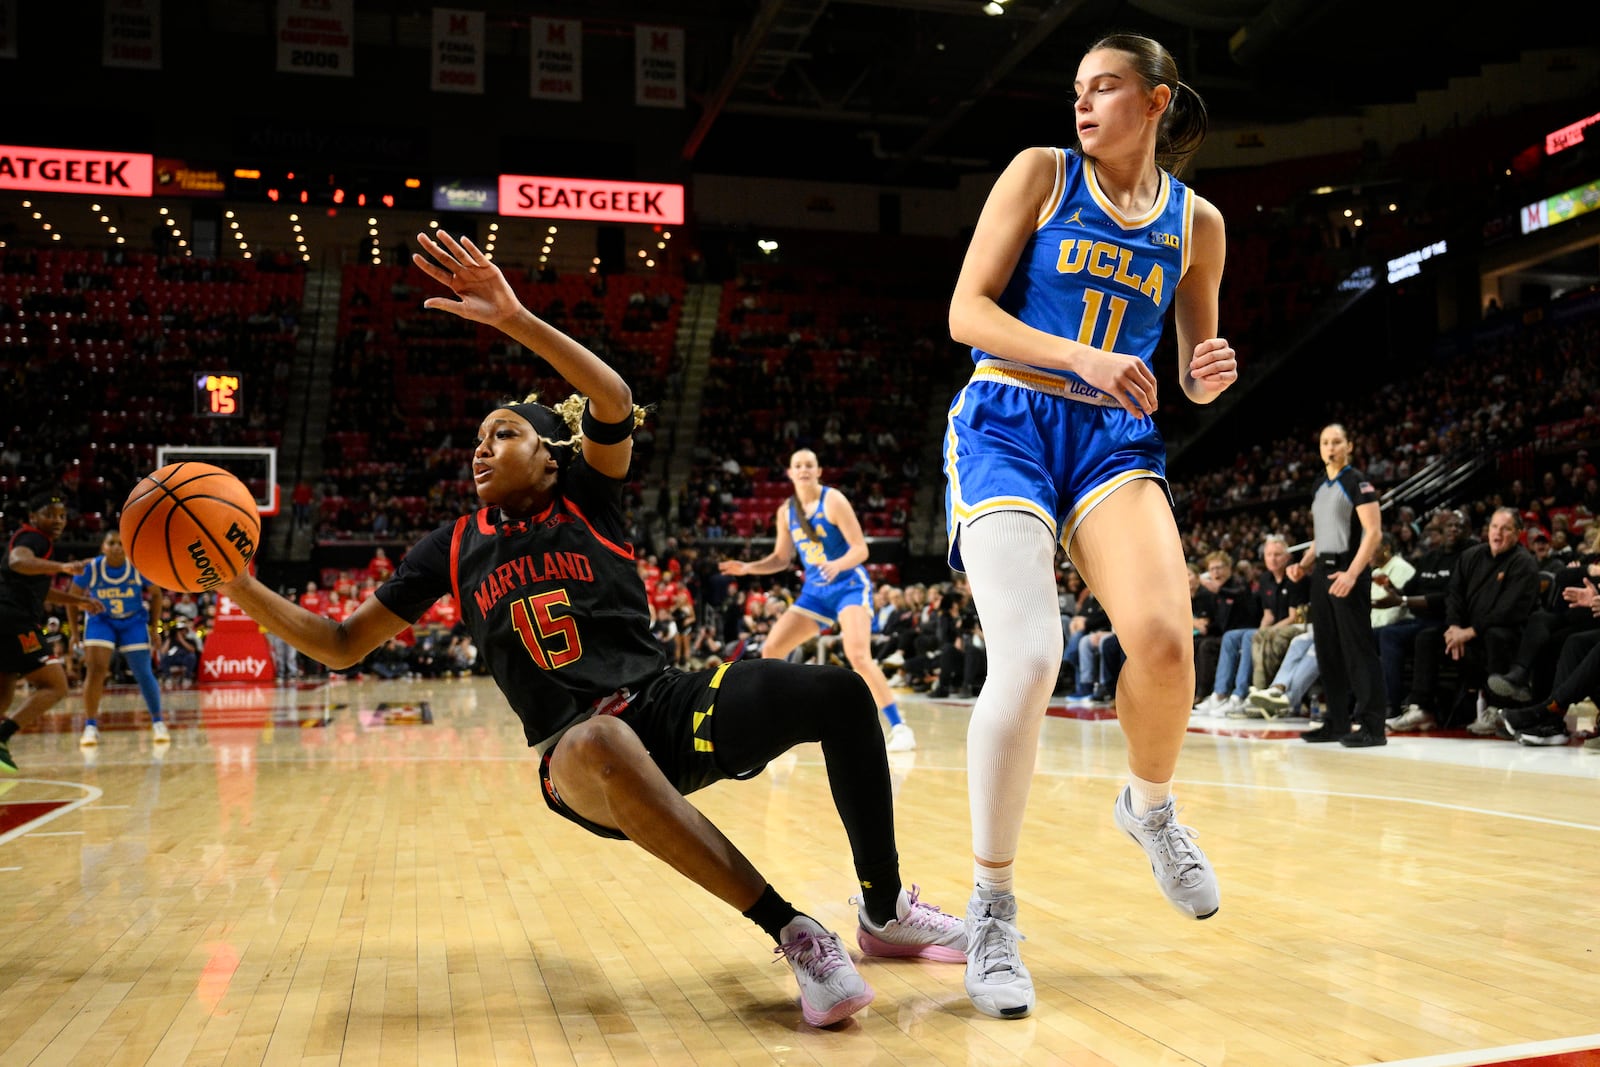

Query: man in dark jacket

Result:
[1383,509,1474,731]
[1392,508,1537,733]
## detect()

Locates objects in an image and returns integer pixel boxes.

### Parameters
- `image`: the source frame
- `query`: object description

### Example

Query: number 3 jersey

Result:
[375,456,667,748]
[971,147,1192,385]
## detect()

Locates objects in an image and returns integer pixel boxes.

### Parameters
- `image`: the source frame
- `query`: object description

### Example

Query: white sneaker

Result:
[856,884,966,961]
[151,721,171,744]
[1113,786,1220,920]
[1192,692,1226,716]
[776,916,874,1027]
[882,650,906,667]
[964,889,1034,1018]
[79,724,99,747]
[1221,694,1253,718]
[1467,694,1502,736]
[1386,704,1435,733]
[885,722,916,752]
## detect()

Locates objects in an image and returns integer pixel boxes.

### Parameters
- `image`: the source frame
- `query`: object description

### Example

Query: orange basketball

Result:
[121,462,261,593]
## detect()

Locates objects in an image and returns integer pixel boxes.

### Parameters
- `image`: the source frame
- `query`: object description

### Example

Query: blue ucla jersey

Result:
[945,148,1193,566]
[786,488,873,628]
[788,488,853,581]
[972,147,1192,386]
[73,556,154,622]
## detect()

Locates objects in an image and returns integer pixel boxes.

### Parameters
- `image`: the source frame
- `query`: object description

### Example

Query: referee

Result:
[1294,423,1387,747]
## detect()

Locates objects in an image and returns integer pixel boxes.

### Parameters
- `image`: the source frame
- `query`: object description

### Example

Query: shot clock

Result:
[195,372,243,417]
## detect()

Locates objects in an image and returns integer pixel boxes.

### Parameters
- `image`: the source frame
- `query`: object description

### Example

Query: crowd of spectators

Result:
[0,248,302,529]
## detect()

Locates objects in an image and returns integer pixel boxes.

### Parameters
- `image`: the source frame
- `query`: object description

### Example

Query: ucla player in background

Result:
[944,33,1237,1017]
[69,531,168,747]
[720,449,916,753]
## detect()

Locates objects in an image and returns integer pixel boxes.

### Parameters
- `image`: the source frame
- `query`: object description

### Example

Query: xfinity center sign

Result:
[498,174,684,225]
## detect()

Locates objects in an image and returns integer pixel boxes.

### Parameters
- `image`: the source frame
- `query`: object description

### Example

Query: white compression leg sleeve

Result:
[961,510,1065,869]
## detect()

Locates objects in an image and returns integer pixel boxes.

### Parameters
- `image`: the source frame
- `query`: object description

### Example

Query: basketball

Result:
[120,462,261,593]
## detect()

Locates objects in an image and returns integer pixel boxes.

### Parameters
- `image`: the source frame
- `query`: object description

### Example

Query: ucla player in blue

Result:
[720,449,915,752]
[70,531,168,748]
[945,34,1237,1018]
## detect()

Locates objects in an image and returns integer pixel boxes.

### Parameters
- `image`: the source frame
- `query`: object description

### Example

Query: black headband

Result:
[507,402,565,441]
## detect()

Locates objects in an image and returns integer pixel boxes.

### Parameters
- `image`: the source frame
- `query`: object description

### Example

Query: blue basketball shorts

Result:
[943,358,1170,571]
[84,613,153,651]
[790,566,874,629]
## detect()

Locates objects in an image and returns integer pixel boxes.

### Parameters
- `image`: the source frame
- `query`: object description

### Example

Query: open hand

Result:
[413,230,521,326]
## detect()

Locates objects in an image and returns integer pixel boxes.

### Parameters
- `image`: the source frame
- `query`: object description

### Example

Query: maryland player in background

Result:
[0,491,103,773]
[214,230,965,1028]
[68,530,169,747]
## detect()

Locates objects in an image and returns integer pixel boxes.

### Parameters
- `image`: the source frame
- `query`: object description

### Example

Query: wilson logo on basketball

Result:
[225,522,257,561]
[187,539,222,589]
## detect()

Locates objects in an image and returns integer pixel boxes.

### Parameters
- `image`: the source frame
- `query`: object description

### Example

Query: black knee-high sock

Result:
[0,718,17,743]
[714,661,903,926]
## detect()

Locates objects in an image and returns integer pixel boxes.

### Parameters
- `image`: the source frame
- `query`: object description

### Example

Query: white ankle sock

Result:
[975,862,1014,896]
[1128,773,1172,817]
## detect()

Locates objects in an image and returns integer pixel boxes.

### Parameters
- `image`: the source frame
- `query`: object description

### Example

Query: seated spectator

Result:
[1497,577,1600,746]
[1246,629,1320,719]
[1382,510,1473,731]
[1391,508,1538,734]
[368,637,411,679]
[1487,525,1600,705]
[1193,551,1256,700]
[1063,585,1112,702]
[161,617,201,686]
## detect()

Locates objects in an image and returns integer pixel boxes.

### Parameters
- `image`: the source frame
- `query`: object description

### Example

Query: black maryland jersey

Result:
[375,456,666,748]
[0,525,54,627]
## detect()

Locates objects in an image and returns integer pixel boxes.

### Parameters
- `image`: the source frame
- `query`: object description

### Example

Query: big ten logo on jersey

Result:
[800,540,828,566]
[1054,239,1165,305]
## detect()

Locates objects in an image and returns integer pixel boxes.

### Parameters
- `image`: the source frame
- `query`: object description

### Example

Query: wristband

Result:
[581,402,636,445]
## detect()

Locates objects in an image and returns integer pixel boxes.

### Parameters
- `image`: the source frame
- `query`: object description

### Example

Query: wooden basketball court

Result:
[2,679,1597,1066]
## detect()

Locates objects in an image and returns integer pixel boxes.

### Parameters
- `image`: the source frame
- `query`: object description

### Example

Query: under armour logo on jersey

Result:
[499,520,530,536]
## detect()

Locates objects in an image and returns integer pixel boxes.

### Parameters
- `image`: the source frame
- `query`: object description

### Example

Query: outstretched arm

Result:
[413,230,635,479]
[719,505,799,576]
[219,573,410,670]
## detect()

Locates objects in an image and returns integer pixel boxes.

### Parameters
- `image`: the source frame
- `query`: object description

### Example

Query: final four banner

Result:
[634,24,683,109]
[276,0,354,77]
[530,17,581,101]
[432,8,484,94]
[104,0,161,69]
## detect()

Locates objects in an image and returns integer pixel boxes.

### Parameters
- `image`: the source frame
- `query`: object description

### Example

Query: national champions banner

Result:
[277,0,353,77]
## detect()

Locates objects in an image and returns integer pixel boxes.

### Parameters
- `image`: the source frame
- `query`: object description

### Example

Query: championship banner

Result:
[276,0,353,77]
[0,144,153,196]
[530,17,581,102]
[0,0,17,60]
[431,8,483,95]
[634,24,683,109]
[498,173,684,225]
[104,0,161,70]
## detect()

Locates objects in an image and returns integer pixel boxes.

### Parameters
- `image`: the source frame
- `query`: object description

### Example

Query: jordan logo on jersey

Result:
[1065,208,1084,226]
